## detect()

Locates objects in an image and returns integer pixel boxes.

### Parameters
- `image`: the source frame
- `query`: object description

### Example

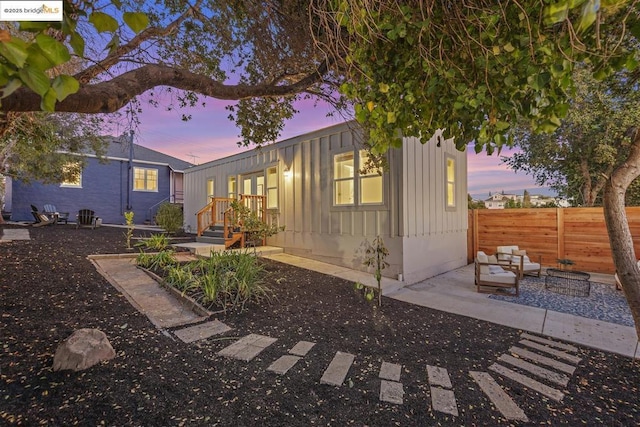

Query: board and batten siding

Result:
[182,148,279,232]
[269,124,403,278]
[400,133,468,284]
[183,121,468,284]
[183,122,403,277]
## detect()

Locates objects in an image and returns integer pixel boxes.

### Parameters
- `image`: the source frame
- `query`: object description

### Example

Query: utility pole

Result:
[126,130,134,211]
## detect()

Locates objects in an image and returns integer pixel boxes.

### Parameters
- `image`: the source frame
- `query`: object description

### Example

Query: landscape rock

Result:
[53,328,115,372]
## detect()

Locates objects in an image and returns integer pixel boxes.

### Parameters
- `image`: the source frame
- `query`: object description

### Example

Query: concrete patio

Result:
[259,253,640,359]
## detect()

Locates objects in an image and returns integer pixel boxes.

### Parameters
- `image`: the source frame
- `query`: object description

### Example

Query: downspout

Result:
[126,130,134,211]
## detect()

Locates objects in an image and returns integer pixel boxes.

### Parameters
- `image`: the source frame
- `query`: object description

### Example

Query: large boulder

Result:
[53,329,115,372]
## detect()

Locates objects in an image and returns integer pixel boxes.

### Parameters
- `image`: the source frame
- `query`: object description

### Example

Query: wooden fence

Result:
[468,207,640,274]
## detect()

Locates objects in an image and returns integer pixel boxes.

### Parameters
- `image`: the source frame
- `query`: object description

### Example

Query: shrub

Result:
[181,250,269,311]
[155,203,183,234]
[136,233,170,251]
[136,250,177,270]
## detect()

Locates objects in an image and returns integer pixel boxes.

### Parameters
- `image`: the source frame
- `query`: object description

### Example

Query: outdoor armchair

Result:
[76,209,99,229]
[475,251,520,296]
[43,204,70,224]
[497,245,542,279]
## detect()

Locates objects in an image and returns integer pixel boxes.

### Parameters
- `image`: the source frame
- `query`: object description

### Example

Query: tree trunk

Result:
[602,128,640,340]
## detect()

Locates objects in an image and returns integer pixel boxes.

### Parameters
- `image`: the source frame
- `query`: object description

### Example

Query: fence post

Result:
[556,208,564,265]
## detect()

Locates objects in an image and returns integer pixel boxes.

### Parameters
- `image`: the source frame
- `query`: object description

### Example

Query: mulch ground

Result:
[1,224,639,426]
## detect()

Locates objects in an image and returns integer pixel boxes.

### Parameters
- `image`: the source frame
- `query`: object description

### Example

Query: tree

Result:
[0,1,341,147]
[468,194,485,210]
[523,190,531,208]
[504,67,640,207]
[3,1,640,337]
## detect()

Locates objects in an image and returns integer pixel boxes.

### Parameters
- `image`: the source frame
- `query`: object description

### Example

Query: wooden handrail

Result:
[195,194,267,242]
[196,197,234,236]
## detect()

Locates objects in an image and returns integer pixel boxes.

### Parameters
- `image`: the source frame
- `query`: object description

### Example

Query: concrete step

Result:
[196,235,226,245]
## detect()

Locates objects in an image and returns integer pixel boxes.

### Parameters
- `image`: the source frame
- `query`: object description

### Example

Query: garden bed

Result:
[1,224,639,425]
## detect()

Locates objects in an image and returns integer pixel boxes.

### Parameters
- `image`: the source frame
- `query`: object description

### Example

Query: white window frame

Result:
[358,150,383,205]
[228,175,237,199]
[446,155,456,210]
[333,150,384,207]
[133,167,158,192]
[206,178,215,203]
[60,162,82,188]
[333,151,355,206]
[266,166,278,209]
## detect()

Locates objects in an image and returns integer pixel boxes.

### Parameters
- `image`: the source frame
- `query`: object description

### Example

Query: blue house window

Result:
[134,167,158,192]
[60,162,82,188]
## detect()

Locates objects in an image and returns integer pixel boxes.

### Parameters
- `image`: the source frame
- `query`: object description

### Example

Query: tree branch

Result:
[74,1,203,84]
[1,61,330,113]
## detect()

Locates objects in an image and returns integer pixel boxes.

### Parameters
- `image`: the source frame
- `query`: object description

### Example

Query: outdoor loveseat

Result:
[475,251,520,296]
[496,245,542,279]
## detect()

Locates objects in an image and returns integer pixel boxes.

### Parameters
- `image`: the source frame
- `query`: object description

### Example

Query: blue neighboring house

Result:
[6,137,192,224]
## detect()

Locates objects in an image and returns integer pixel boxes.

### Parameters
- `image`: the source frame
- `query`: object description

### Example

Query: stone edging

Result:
[139,267,213,318]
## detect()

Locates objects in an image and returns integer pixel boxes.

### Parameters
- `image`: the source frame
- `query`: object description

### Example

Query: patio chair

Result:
[43,204,70,224]
[31,205,55,227]
[76,209,99,229]
[497,245,542,279]
[475,251,520,296]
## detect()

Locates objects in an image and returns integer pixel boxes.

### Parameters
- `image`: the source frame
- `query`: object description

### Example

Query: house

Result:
[183,121,468,285]
[7,136,192,224]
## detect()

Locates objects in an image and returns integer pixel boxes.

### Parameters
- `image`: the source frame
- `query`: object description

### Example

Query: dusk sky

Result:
[124,97,545,200]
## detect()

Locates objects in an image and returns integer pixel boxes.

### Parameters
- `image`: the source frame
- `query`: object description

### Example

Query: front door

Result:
[242,172,264,197]
[241,172,265,216]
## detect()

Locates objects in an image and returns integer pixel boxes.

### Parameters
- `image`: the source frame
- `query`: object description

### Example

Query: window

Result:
[333,151,384,206]
[206,178,214,203]
[334,152,354,205]
[61,162,82,187]
[133,167,158,191]
[359,150,383,204]
[266,167,278,209]
[446,156,456,209]
[228,176,236,199]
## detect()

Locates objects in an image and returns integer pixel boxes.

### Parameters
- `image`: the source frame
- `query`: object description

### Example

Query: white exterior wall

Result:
[184,122,468,283]
[183,122,403,277]
[400,133,468,284]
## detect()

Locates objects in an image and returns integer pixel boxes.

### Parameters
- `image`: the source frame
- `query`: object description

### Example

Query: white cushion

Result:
[476,251,489,274]
[497,246,519,261]
[521,261,540,272]
[488,265,505,274]
[488,255,498,264]
[480,271,516,284]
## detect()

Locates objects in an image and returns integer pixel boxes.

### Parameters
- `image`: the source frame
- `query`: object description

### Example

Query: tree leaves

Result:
[89,12,119,33]
[123,12,149,34]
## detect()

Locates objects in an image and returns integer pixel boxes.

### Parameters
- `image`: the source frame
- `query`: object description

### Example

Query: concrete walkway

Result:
[262,253,640,359]
[89,254,209,329]
[87,241,639,359]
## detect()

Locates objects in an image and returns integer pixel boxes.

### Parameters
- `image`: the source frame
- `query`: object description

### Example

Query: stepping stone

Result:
[289,341,315,356]
[380,380,404,404]
[520,333,578,353]
[430,387,459,416]
[320,351,355,386]
[0,229,30,241]
[509,346,576,375]
[489,363,564,402]
[470,371,528,422]
[520,340,581,364]
[267,355,302,375]
[498,354,570,386]
[217,334,277,361]
[379,362,401,381]
[427,365,452,388]
[173,320,232,343]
